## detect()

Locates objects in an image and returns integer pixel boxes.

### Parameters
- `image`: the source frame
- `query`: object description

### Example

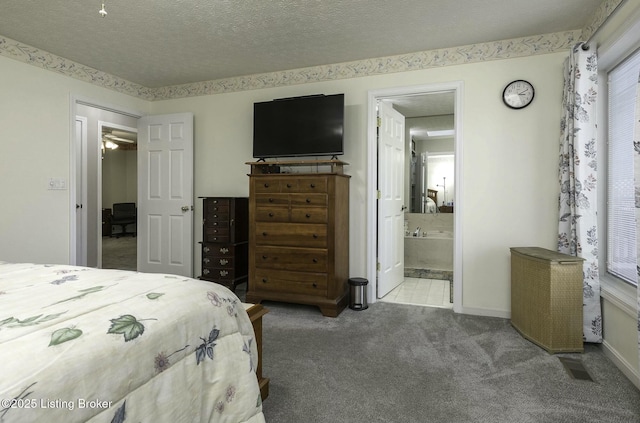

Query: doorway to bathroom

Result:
[367,82,463,312]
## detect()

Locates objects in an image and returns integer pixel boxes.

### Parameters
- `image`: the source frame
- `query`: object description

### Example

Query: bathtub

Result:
[404,231,453,271]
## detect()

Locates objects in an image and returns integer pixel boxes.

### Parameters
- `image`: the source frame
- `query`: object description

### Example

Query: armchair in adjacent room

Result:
[111,202,137,237]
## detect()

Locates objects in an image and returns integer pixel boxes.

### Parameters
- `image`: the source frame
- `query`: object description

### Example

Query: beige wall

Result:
[0,55,148,264]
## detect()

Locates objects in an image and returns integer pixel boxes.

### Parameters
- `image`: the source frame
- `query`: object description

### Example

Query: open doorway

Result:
[71,100,142,269]
[100,123,138,271]
[71,99,195,277]
[367,82,464,312]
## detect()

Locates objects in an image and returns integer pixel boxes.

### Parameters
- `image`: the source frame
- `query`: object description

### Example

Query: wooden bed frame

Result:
[246,304,269,401]
[427,189,438,206]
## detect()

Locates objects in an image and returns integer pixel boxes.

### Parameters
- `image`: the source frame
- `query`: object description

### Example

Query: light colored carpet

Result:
[260,301,640,423]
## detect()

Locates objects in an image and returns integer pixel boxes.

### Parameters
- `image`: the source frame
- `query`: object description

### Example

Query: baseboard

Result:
[602,339,640,390]
[459,305,510,319]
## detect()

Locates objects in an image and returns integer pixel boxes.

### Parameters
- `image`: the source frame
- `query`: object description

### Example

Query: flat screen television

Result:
[253,93,344,159]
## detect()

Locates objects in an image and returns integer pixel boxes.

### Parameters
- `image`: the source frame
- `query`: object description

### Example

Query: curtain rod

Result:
[582,0,628,50]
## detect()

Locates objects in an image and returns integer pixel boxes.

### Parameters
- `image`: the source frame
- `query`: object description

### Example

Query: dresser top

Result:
[246,159,349,175]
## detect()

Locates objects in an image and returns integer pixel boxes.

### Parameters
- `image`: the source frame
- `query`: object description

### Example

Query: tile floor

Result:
[378,277,453,309]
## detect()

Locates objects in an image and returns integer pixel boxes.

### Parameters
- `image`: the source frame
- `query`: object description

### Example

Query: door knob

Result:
[181,206,190,212]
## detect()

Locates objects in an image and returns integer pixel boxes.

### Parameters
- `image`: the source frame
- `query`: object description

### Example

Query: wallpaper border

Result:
[580,0,625,42]
[0,30,582,101]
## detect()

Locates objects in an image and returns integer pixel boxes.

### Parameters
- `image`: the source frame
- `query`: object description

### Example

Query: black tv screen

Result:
[253,94,344,159]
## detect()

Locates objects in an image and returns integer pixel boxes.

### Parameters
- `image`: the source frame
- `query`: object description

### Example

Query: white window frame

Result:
[596,12,640,314]
[606,48,640,286]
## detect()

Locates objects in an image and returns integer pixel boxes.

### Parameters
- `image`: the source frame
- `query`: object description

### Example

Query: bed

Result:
[0,262,266,423]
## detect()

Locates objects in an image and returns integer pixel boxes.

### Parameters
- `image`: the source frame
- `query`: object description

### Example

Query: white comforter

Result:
[0,262,265,423]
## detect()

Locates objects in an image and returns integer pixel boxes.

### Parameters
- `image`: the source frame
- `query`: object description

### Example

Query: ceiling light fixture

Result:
[98,2,107,18]
[426,129,455,138]
[103,140,119,150]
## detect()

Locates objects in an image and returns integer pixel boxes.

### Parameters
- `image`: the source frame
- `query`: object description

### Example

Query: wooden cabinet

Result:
[510,247,584,353]
[199,197,249,292]
[246,160,350,317]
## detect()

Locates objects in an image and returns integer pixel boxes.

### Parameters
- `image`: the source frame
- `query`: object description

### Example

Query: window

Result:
[606,48,640,286]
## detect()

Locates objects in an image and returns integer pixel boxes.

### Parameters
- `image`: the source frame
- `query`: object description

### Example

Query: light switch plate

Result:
[48,177,67,190]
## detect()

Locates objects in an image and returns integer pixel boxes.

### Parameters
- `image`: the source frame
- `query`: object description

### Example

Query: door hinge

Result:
[376,262,381,271]
[377,117,381,127]
[377,190,381,199]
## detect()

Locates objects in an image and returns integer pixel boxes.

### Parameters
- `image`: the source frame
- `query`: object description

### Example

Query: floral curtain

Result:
[558,42,602,343]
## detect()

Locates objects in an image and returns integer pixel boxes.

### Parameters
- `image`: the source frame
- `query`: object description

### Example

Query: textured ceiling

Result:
[0,0,602,88]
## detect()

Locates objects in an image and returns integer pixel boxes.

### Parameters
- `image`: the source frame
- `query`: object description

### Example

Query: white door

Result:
[377,102,405,298]
[137,113,194,277]
[74,116,88,266]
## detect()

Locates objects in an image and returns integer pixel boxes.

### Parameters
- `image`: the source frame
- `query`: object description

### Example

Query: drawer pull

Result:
[312,234,318,238]
[219,259,229,266]
[203,246,210,253]
[262,255,268,260]
[312,283,317,288]
[213,222,218,226]
[262,278,268,283]
[269,212,274,217]
[203,269,210,275]
[269,198,274,203]
[262,232,268,236]
[212,200,218,204]
[306,213,311,218]
[203,258,210,264]
[310,183,316,188]
[220,270,228,277]
[220,247,229,254]
[312,258,318,263]
[306,198,311,203]
[286,183,292,188]
[264,183,269,188]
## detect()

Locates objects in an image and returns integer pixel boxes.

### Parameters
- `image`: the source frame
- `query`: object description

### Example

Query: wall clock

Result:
[502,80,535,109]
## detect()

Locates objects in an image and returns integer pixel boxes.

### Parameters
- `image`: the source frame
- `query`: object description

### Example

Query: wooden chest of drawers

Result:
[199,197,248,292]
[246,169,350,317]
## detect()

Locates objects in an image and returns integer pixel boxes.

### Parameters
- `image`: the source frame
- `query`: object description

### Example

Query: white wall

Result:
[149,52,565,316]
[0,55,148,264]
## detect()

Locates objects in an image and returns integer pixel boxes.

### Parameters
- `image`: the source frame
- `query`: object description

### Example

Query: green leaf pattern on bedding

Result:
[0,312,67,329]
[49,327,83,346]
[0,262,264,423]
[107,314,156,342]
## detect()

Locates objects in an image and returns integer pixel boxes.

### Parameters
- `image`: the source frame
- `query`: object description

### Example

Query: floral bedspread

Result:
[0,262,265,423]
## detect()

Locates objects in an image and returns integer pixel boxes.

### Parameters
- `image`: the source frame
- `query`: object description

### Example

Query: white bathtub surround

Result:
[405,235,453,270]
[405,212,453,233]
[404,211,454,293]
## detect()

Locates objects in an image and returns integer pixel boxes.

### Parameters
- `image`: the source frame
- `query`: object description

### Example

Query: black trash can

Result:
[348,277,369,310]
